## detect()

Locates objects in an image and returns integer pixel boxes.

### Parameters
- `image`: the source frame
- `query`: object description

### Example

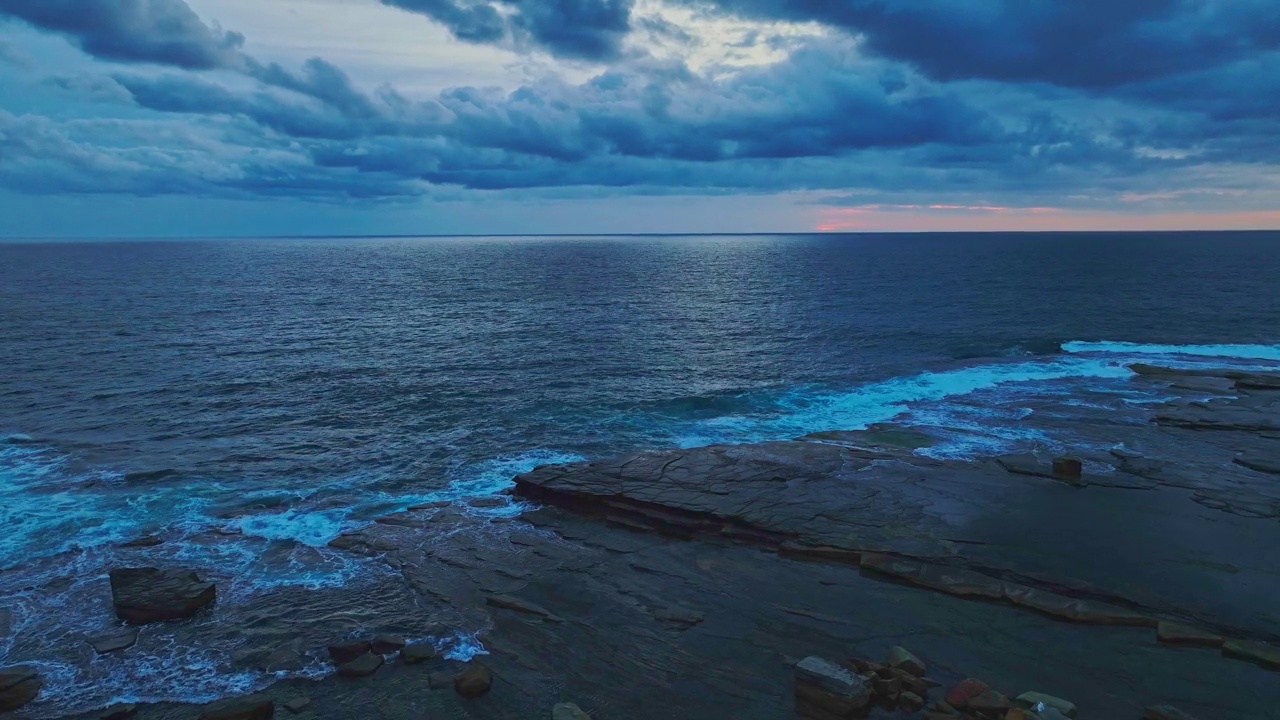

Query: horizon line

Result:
[2,228,1279,243]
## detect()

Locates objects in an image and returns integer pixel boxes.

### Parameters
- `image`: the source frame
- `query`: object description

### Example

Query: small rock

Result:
[467,496,509,508]
[945,678,990,709]
[887,646,925,676]
[454,662,493,698]
[795,656,872,718]
[370,634,406,654]
[400,642,438,664]
[552,702,592,720]
[1016,691,1077,718]
[101,703,138,720]
[1004,709,1032,720]
[88,627,140,654]
[1145,705,1201,720]
[198,693,274,720]
[1222,639,1280,669]
[327,640,371,664]
[1156,621,1223,647]
[871,675,901,697]
[0,665,42,713]
[337,653,383,678]
[109,567,216,624]
[1052,456,1083,479]
[120,536,164,548]
[283,697,311,714]
[900,691,925,711]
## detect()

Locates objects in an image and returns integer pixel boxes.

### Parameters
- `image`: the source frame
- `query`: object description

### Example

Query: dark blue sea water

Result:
[2,231,1279,714]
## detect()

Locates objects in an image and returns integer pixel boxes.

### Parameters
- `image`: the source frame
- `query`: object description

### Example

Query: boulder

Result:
[1052,456,1083,480]
[1145,705,1201,720]
[336,653,383,678]
[944,678,991,709]
[0,666,41,713]
[400,642,438,664]
[1156,622,1223,648]
[887,646,925,676]
[370,634,406,655]
[109,567,216,624]
[794,656,872,719]
[900,691,925,711]
[327,640,371,664]
[198,693,274,720]
[454,663,493,698]
[282,697,311,714]
[88,626,139,654]
[552,702,592,720]
[1016,691,1077,718]
[968,689,1013,716]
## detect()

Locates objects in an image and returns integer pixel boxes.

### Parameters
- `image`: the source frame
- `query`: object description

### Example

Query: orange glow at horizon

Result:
[815,205,1280,232]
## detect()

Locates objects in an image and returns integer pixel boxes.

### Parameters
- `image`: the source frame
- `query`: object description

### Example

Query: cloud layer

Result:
[0,0,1276,225]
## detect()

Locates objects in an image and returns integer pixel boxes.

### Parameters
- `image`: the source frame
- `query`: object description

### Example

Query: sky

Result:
[0,0,1278,236]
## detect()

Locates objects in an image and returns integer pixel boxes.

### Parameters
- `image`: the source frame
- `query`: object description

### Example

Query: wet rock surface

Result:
[38,363,1280,720]
[108,567,216,624]
[0,665,42,713]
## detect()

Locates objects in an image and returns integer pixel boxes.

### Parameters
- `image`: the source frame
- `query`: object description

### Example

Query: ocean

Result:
[2,231,1279,714]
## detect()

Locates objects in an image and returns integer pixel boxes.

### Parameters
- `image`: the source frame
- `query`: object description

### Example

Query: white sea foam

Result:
[1062,340,1280,362]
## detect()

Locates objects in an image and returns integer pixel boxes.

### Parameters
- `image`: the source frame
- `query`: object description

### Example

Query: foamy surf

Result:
[1062,340,1280,362]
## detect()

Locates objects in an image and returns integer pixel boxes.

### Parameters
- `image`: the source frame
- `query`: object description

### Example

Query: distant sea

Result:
[3,231,1279,713]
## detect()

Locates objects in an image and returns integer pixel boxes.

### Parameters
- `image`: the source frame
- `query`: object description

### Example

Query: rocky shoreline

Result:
[4,362,1279,719]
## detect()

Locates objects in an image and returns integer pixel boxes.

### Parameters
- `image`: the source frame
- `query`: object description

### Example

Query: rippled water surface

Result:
[2,231,1279,713]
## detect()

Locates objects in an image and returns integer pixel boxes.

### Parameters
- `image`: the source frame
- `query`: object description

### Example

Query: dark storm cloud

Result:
[680,0,1280,89]
[379,0,633,60]
[0,0,244,69]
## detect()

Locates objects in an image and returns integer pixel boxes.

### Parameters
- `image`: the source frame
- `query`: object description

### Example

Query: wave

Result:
[668,355,1134,447]
[1062,340,1280,362]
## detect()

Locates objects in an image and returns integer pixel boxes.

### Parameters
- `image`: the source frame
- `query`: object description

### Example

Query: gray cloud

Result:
[379,0,633,60]
[0,0,245,69]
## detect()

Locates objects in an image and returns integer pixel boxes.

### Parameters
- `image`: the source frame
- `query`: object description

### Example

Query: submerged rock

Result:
[198,693,274,720]
[0,665,41,713]
[1145,705,1201,720]
[88,626,139,654]
[552,702,592,720]
[1156,621,1223,647]
[794,656,871,719]
[486,593,562,622]
[327,640,371,664]
[454,662,493,698]
[282,697,310,714]
[400,642,438,664]
[109,567,216,624]
[337,653,383,678]
[370,634,406,654]
[1222,639,1280,669]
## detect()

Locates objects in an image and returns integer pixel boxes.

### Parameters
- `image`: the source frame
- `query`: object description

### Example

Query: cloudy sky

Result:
[1,0,1277,236]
